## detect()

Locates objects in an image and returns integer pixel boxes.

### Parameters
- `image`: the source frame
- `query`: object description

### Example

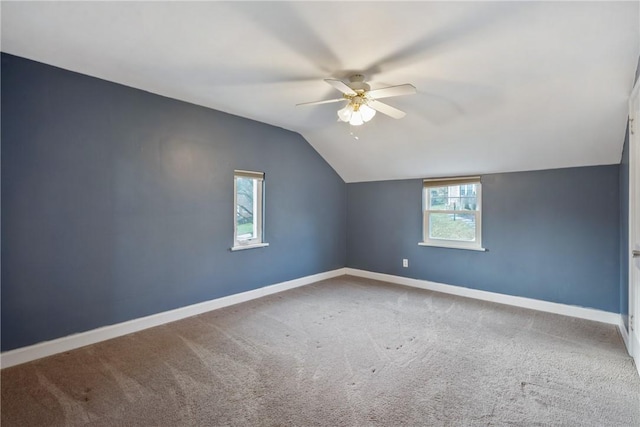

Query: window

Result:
[232,170,268,251]
[420,176,484,251]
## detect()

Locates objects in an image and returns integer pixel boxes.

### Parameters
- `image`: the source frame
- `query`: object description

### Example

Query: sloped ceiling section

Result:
[2,2,638,182]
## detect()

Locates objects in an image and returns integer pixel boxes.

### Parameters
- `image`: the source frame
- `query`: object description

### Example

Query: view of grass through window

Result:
[429,212,476,241]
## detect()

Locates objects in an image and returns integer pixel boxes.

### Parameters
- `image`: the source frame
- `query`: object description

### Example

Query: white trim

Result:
[231,242,269,251]
[630,77,640,105]
[631,326,640,377]
[628,80,640,367]
[619,318,630,352]
[3,267,629,370]
[0,268,347,369]
[418,242,487,252]
[345,268,621,325]
[618,319,639,377]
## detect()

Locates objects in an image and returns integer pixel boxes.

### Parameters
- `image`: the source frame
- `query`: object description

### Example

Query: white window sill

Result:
[418,242,486,252]
[231,243,270,252]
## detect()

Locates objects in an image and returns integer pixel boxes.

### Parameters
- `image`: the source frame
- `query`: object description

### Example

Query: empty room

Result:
[2,1,640,426]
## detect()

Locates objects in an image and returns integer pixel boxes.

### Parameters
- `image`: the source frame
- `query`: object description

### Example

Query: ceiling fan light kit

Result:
[297,74,417,126]
[337,101,376,126]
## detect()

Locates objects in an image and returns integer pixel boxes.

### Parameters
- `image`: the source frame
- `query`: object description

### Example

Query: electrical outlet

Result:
[402,259,409,268]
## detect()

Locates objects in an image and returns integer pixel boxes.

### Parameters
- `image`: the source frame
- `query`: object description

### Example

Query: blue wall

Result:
[1,54,346,351]
[347,166,620,312]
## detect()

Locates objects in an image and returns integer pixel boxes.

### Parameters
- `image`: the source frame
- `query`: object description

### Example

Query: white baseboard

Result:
[619,319,630,352]
[1,267,627,370]
[1,268,347,369]
[629,327,640,377]
[345,268,621,325]
[619,323,640,377]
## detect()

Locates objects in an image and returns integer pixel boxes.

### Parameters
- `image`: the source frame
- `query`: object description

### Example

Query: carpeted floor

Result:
[2,275,639,426]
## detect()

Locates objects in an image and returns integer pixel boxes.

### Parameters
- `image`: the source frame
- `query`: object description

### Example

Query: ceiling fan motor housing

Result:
[347,74,370,92]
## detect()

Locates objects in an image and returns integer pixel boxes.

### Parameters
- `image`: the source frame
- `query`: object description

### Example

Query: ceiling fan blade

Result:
[324,79,357,96]
[230,3,341,75]
[368,100,406,119]
[296,98,345,107]
[367,84,417,100]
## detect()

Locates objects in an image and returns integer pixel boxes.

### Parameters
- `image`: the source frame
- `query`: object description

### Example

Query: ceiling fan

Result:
[297,74,417,126]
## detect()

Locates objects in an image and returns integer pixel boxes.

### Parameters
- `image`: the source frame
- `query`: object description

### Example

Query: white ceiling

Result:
[2,1,639,182]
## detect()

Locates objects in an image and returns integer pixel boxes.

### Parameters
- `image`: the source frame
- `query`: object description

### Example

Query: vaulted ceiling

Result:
[2,1,638,182]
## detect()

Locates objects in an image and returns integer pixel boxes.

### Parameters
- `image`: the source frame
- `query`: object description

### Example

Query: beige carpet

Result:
[2,275,639,426]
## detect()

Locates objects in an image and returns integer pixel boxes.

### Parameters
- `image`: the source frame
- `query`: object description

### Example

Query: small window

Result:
[232,170,268,250]
[421,177,483,250]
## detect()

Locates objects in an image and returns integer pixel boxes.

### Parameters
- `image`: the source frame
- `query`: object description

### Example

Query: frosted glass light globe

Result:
[349,111,364,126]
[337,104,353,122]
[360,104,376,122]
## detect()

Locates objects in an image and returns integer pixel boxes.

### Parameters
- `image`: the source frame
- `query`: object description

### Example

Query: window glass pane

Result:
[460,184,478,211]
[428,187,448,210]
[429,212,476,242]
[236,177,256,240]
[429,184,478,211]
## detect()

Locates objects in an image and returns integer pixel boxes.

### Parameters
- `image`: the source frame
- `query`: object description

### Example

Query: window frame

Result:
[420,176,485,251]
[232,170,268,251]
